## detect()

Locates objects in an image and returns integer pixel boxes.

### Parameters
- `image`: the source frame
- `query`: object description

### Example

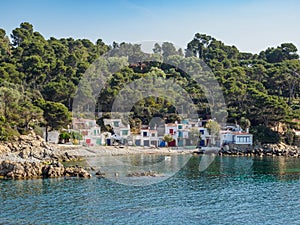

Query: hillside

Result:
[0,23,299,144]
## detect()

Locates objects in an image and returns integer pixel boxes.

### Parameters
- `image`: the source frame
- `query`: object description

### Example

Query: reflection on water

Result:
[87,154,192,186]
[181,156,300,181]
[68,155,300,184]
[64,154,300,185]
[1,155,300,224]
[251,156,300,179]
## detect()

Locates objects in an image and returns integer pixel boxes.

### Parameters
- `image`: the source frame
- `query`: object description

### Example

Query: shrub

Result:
[285,129,295,145]
[251,125,281,144]
[0,123,19,141]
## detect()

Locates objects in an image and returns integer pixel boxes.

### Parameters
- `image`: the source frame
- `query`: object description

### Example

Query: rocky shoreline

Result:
[0,160,91,179]
[1,132,300,179]
[0,132,90,179]
[0,132,193,179]
[219,142,300,157]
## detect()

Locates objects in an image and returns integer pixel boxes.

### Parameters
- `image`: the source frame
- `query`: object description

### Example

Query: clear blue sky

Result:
[1,0,299,53]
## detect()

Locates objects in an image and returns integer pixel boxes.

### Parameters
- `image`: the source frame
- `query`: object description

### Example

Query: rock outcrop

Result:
[0,132,91,179]
[0,160,91,179]
[220,142,300,157]
[1,132,80,162]
[127,171,161,177]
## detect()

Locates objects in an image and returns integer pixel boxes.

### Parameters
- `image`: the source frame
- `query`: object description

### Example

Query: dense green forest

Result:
[0,22,299,144]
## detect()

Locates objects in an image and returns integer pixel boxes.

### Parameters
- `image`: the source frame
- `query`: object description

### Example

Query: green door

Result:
[96,138,101,145]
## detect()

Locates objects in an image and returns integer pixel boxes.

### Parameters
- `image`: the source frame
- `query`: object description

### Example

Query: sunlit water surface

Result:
[1,155,300,224]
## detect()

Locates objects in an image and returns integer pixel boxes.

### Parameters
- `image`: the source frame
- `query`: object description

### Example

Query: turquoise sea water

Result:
[1,156,300,224]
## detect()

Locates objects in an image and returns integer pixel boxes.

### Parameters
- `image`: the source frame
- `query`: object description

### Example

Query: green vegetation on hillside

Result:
[0,22,299,144]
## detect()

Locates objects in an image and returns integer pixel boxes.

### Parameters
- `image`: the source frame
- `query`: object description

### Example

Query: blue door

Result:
[199,140,205,147]
[135,140,141,146]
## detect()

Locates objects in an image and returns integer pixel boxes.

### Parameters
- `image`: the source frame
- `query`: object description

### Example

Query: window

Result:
[113,121,119,127]
[237,136,250,143]
[178,125,182,129]
[122,130,128,135]
[200,130,204,134]
[151,133,155,137]
[143,131,147,137]
[246,136,250,142]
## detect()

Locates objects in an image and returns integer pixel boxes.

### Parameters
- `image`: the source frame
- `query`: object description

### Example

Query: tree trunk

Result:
[45,126,49,142]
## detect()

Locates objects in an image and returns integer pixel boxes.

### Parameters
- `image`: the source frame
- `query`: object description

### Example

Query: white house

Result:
[165,123,179,146]
[72,118,98,130]
[120,126,130,139]
[163,121,212,147]
[197,127,211,147]
[220,130,253,146]
[139,128,159,147]
[233,132,253,145]
[177,123,189,146]
[103,118,131,140]
[85,126,102,146]
[72,118,101,146]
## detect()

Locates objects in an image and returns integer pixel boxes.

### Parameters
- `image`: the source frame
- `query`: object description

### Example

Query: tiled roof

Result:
[232,132,252,135]
[166,123,177,126]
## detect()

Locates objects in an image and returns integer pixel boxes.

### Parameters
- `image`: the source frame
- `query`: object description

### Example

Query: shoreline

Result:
[218,142,300,158]
[0,133,195,179]
[57,145,195,157]
[1,132,300,179]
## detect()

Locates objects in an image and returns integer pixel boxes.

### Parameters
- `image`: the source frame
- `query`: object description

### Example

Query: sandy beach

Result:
[58,145,196,158]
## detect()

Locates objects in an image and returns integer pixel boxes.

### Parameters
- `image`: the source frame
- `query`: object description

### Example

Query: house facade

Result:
[197,127,211,147]
[72,118,101,146]
[71,117,253,148]
[103,118,131,140]
[163,120,213,147]
[164,123,179,146]
[137,128,159,147]
[220,125,253,146]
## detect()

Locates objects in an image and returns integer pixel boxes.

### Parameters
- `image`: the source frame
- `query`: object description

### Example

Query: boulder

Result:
[0,132,90,179]
[0,160,91,179]
[42,163,65,178]
[127,171,160,177]
[65,166,91,178]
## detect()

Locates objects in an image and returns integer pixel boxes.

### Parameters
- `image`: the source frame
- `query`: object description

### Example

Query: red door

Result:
[168,140,176,147]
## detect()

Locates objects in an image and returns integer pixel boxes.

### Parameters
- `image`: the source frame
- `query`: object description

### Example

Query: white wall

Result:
[44,130,59,144]
[221,133,234,144]
[234,135,253,145]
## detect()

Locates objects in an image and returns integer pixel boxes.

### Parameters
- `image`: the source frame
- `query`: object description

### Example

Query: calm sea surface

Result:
[1,155,300,225]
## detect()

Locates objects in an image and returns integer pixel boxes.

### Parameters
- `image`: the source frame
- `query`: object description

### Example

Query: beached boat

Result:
[193,146,220,154]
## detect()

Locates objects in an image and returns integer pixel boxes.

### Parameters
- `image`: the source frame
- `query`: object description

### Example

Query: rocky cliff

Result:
[0,132,91,179]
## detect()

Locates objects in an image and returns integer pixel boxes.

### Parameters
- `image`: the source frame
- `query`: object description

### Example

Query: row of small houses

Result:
[51,118,253,148]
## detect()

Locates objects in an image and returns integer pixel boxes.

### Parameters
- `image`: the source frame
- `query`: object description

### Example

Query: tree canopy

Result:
[0,22,299,144]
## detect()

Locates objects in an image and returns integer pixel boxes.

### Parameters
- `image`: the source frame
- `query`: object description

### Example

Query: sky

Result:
[1,0,300,53]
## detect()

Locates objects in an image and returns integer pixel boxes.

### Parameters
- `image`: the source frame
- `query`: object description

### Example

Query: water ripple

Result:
[1,156,300,224]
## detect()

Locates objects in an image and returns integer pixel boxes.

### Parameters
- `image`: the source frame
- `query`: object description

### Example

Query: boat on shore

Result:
[193,146,220,155]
